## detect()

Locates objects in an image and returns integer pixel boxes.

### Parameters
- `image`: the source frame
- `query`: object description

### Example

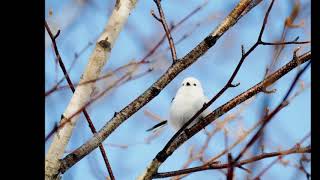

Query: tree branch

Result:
[156,0,309,163]
[47,1,208,96]
[153,146,310,178]
[139,50,310,179]
[59,0,260,175]
[45,1,210,138]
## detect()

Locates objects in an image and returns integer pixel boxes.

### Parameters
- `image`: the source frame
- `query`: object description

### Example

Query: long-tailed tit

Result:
[147,77,210,132]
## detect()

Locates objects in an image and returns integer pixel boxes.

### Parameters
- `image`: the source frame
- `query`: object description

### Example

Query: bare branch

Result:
[140,50,310,179]
[261,40,310,45]
[152,0,178,63]
[153,146,310,178]
[141,1,208,63]
[150,0,298,172]
[47,1,208,96]
[60,0,260,175]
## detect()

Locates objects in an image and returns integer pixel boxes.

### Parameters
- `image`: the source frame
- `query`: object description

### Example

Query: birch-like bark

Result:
[45,0,137,179]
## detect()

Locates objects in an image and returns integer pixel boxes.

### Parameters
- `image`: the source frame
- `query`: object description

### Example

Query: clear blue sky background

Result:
[45,0,310,179]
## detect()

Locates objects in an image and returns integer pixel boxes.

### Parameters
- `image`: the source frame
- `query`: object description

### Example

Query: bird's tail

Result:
[146,120,168,132]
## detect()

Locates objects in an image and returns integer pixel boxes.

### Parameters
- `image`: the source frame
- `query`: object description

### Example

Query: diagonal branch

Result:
[151,0,177,63]
[45,68,151,142]
[155,81,311,179]
[157,0,310,161]
[59,0,261,175]
[46,1,208,97]
[45,21,115,180]
[140,50,310,179]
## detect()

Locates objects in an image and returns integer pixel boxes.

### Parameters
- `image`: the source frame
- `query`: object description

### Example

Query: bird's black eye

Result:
[193,83,196,86]
[186,82,190,86]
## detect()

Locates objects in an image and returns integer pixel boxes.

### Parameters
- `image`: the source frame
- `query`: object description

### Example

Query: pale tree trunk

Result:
[45,0,138,179]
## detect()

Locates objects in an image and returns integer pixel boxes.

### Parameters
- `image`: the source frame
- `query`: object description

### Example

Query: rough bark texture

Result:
[59,0,257,174]
[45,0,137,179]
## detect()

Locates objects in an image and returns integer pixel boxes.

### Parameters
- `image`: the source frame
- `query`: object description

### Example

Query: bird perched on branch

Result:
[147,77,210,132]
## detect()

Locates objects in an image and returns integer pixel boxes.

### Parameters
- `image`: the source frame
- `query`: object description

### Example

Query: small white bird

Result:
[147,77,210,132]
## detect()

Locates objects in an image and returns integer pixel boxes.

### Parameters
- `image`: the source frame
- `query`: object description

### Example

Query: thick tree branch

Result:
[45,0,137,179]
[153,146,310,178]
[157,0,309,161]
[139,50,310,179]
[59,0,260,175]
[45,2,209,139]
[45,22,115,180]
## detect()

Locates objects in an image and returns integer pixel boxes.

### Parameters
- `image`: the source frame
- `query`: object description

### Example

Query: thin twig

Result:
[261,40,310,45]
[141,1,207,63]
[152,0,178,63]
[45,21,115,180]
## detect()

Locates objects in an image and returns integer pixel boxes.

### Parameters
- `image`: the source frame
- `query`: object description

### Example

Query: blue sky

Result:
[45,0,310,179]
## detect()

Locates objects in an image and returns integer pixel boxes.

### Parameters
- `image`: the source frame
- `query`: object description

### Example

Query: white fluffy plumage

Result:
[147,77,210,132]
[169,77,210,131]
